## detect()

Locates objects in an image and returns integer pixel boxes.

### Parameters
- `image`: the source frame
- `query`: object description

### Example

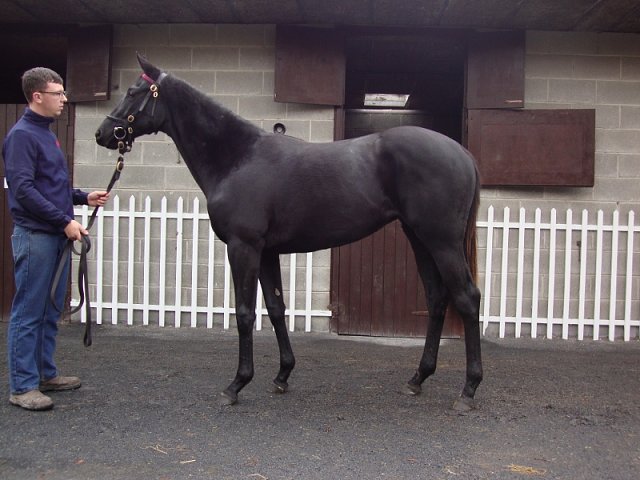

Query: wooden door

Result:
[0,104,75,322]
[331,221,464,337]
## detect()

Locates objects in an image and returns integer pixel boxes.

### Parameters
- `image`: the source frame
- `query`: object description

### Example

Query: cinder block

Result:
[597,81,640,105]
[215,71,263,95]
[524,78,548,103]
[178,71,216,93]
[193,47,240,70]
[526,54,574,78]
[141,142,180,166]
[593,177,640,201]
[595,153,619,178]
[596,129,640,154]
[310,121,335,142]
[239,95,287,119]
[217,25,268,46]
[147,47,192,69]
[170,24,217,46]
[111,47,143,70]
[111,165,166,190]
[164,166,200,191]
[286,103,335,121]
[597,33,640,56]
[271,120,310,140]
[527,31,599,55]
[619,155,640,178]
[621,106,640,128]
[74,164,126,191]
[548,79,596,104]
[573,56,621,80]
[595,104,621,129]
[622,57,640,80]
[239,47,275,70]
[74,115,103,141]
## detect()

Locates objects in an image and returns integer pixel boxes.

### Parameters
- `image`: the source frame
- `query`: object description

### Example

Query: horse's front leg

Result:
[259,250,295,394]
[220,240,261,406]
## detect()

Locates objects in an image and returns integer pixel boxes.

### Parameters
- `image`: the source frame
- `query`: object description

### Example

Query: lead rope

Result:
[54,71,165,346]
[51,153,125,347]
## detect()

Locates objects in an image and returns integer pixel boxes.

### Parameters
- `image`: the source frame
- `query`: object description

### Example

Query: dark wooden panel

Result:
[275,26,345,106]
[466,30,525,109]
[468,109,595,187]
[1,104,21,322]
[66,25,112,103]
[331,220,463,338]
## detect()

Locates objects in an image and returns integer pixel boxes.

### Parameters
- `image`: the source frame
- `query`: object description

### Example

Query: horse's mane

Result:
[157,73,263,180]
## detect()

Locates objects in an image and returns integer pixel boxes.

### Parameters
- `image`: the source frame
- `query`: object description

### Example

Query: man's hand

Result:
[87,191,110,207]
[64,219,88,241]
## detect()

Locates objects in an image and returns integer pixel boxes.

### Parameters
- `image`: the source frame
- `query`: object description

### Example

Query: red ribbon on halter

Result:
[141,73,155,85]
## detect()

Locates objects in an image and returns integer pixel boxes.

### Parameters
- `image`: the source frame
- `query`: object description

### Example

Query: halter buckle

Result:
[113,126,126,140]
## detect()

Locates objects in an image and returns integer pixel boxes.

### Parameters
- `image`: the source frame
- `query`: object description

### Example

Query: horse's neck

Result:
[162,80,262,193]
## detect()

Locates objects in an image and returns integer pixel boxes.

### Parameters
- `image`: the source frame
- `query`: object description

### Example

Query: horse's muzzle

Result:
[95,126,118,150]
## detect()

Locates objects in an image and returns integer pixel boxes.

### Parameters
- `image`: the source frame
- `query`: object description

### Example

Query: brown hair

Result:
[21,67,63,103]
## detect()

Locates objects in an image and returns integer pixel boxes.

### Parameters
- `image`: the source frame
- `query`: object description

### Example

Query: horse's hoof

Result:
[273,380,288,394]
[405,382,422,396]
[452,396,475,412]
[219,391,237,406]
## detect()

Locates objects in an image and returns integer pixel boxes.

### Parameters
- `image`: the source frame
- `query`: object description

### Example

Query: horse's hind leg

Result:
[404,227,450,396]
[432,244,483,411]
[259,250,295,393]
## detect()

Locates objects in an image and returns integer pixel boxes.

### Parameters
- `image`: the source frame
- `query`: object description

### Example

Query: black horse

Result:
[95,54,482,411]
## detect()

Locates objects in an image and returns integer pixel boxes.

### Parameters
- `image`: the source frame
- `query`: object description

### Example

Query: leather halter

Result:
[107,71,167,154]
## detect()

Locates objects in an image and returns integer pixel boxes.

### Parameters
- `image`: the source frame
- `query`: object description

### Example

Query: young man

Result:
[3,67,109,411]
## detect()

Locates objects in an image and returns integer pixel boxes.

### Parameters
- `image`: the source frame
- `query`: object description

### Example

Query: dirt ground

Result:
[1,323,639,480]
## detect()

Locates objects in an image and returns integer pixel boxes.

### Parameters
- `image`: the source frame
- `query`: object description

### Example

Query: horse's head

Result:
[95,54,168,153]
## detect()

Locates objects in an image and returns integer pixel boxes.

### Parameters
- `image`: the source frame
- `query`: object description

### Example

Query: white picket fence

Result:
[479,206,638,341]
[72,197,639,341]
[72,196,331,332]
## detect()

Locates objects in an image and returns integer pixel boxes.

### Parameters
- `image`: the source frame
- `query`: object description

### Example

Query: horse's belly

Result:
[268,206,395,253]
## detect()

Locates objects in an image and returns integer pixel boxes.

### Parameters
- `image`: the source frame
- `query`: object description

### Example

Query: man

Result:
[3,67,109,411]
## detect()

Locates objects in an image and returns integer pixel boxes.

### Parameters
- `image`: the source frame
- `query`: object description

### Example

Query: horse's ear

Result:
[136,53,162,81]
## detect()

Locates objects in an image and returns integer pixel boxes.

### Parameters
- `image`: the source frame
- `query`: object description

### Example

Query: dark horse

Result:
[95,55,482,411]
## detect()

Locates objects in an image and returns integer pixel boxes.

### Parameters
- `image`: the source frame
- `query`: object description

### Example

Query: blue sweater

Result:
[2,108,88,234]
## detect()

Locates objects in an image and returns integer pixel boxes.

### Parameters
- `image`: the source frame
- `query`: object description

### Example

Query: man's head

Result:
[22,67,67,118]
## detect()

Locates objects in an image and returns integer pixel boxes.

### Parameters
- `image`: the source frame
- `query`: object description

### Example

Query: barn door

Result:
[331,221,466,337]
[0,105,75,322]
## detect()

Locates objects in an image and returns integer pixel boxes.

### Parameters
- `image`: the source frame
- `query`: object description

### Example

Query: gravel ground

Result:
[1,323,639,480]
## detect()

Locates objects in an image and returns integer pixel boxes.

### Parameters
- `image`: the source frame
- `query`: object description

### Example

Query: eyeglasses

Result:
[40,91,67,98]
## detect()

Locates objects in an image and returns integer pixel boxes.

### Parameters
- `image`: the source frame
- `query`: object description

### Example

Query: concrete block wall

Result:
[479,31,640,338]
[73,24,333,330]
[480,30,640,217]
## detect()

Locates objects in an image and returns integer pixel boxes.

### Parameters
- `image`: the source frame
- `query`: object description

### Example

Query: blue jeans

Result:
[7,225,70,394]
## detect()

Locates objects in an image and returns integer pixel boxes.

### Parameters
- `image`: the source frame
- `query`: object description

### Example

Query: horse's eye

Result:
[126,88,135,97]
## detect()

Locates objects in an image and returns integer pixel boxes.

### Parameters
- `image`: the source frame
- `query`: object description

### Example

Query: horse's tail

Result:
[464,156,481,285]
